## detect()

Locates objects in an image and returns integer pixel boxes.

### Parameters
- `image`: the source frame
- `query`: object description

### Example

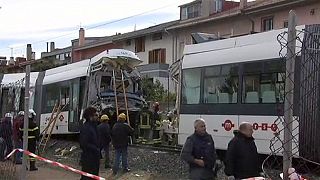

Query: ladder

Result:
[112,69,130,126]
[38,102,65,155]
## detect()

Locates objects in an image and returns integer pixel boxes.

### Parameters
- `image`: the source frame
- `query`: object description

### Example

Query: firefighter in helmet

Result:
[19,109,39,171]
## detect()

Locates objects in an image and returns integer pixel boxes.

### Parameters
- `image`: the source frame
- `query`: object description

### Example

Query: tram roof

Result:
[90,49,142,67]
[182,25,305,69]
[0,72,39,88]
[43,49,141,85]
[43,59,90,85]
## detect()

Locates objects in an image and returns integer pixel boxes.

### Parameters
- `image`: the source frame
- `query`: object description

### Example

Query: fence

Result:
[263,24,320,179]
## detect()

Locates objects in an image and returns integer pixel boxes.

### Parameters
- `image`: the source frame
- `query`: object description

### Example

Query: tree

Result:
[140,77,165,101]
[140,77,176,103]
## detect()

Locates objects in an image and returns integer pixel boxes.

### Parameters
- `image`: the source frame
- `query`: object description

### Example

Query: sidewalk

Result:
[15,165,152,180]
[16,165,80,180]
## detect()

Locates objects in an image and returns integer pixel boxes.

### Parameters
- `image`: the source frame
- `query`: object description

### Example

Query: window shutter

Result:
[149,50,153,64]
[161,49,166,64]
[142,37,145,52]
[181,7,187,20]
[135,39,138,52]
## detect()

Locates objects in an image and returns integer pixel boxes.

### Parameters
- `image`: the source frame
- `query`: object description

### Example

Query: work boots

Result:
[29,161,38,171]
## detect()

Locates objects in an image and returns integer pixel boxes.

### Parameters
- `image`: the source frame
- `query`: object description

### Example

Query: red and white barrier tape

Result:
[6,149,106,180]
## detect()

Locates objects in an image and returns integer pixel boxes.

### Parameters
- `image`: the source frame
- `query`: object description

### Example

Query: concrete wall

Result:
[173,16,252,59]
[72,43,121,62]
[251,2,320,32]
[172,1,320,61]
[119,32,174,65]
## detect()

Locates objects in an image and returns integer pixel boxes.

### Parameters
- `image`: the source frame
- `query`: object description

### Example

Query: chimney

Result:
[46,42,49,52]
[31,52,35,60]
[50,42,55,52]
[27,44,32,61]
[79,28,85,46]
[240,0,247,9]
[9,57,15,65]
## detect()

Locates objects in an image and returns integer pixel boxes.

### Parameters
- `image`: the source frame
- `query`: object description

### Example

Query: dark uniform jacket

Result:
[0,117,12,140]
[13,116,23,142]
[19,118,39,153]
[111,122,134,149]
[225,132,261,179]
[181,132,216,179]
[79,120,100,163]
[97,122,111,148]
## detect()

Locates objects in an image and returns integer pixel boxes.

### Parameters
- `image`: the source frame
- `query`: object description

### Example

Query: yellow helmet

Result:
[100,114,109,122]
[118,113,126,121]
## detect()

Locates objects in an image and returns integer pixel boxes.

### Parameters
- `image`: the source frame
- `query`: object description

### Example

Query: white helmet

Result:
[5,113,12,118]
[18,111,25,116]
[29,109,36,118]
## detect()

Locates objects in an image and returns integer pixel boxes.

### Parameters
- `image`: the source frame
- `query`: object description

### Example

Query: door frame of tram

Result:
[68,78,84,132]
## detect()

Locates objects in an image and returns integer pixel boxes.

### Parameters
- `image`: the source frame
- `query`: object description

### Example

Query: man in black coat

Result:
[97,114,111,169]
[181,118,216,180]
[0,113,13,157]
[111,113,134,175]
[79,107,100,180]
[225,122,262,180]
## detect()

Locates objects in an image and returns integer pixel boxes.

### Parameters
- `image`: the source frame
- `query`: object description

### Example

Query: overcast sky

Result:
[0,0,241,59]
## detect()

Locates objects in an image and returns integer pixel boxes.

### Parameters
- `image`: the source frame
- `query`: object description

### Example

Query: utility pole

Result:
[21,44,32,180]
[283,10,297,180]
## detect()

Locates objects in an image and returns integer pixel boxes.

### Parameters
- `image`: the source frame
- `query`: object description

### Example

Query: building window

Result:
[135,37,145,52]
[152,33,162,41]
[181,3,200,20]
[261,16,274,31]
[284,21,288,28]
[148,49,166,64]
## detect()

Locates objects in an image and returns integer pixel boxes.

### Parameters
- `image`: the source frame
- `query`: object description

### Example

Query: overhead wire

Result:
[0,2,180,54]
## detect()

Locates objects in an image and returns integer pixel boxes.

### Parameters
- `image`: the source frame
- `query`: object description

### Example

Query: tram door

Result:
[68,78,80,132]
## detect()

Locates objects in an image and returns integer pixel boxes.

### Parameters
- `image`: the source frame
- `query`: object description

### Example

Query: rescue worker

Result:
[111,113,134,175]
[181,118,216,180]
[225,122,262,180]
[13,111,24,164]
[149,102,160,139]
[79,107,100,180]
[97,114,111,169]
[19,109,39,171]
[0,113,13,157]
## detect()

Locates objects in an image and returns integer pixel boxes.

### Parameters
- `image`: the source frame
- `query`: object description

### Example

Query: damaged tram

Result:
[0,49,146,134]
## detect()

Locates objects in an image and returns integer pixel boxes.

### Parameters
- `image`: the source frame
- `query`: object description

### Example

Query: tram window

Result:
[44,84,59,113]
[242,75,260,103]
[276,72,285,103]
[203,65,239,104]
[100,76,111,92]
[60,86,69,107]
[182,68,201,104]
[242,72,284,104]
